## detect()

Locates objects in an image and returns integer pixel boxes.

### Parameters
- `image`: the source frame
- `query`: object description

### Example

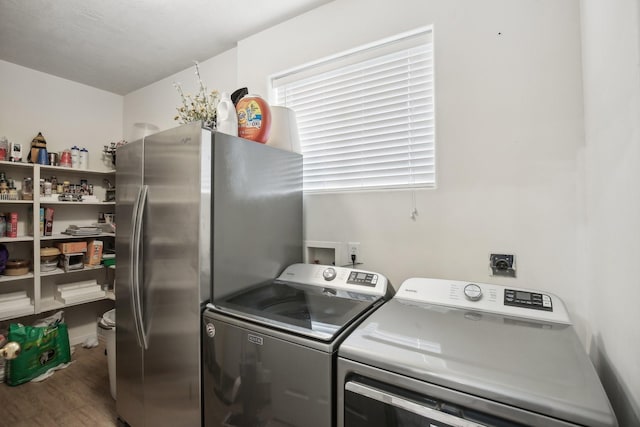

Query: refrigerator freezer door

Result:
[116,140,145,427]
[211,133,303,301]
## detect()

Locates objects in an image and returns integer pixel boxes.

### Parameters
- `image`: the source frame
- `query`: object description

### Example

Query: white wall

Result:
[0,60,123,171]
[238,0,589,336]
[122,48,238,142]
[581,0,640,424]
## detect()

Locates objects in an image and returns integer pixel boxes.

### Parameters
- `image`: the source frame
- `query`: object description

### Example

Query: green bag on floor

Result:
[6,322,71,386]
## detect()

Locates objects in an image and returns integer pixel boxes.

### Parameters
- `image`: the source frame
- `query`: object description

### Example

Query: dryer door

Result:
[344,380,518,427]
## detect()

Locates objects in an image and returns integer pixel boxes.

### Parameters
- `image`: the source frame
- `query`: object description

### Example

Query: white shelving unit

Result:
[0,273,35,283]
[0,161,116,322]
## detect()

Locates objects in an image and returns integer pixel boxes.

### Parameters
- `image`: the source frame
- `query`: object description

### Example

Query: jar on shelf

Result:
[44,180,52,196]
[22,177,33,200]
[60,149,72,168]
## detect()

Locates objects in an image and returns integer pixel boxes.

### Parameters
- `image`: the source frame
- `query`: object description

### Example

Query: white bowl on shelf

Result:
[40,258,58,272]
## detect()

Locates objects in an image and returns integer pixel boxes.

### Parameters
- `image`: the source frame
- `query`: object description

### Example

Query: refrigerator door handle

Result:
[130,185,149,350]
[134,185,149,350]
[129,186,143,348]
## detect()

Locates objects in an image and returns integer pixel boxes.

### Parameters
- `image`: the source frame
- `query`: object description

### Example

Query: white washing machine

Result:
[337,278,617,427]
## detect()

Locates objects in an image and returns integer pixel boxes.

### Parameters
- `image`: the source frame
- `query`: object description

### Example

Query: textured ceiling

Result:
[0,0,332,95]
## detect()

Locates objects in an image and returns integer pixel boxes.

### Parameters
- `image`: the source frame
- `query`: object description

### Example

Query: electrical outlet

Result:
[347,242,361,266]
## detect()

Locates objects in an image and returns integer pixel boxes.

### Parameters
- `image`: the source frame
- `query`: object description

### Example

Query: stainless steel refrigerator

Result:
[115,121,302,427]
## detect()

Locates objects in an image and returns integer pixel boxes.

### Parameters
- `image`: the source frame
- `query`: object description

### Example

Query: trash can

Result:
[99,309,116,400]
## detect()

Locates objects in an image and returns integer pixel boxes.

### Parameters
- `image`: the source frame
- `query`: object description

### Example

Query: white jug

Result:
[216,92,238,137]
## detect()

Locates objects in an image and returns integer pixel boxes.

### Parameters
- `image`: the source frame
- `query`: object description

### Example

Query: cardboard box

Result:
[56,241,87,254]
[85,240,103,266]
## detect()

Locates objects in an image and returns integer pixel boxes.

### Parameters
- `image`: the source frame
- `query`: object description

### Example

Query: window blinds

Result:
[272,28,435,192]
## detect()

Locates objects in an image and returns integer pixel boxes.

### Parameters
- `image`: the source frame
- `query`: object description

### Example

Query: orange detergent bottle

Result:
[236,94,272,143]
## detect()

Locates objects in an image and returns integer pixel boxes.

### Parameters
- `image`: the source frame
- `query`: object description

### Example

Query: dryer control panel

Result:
[504,289,553,311]
[395,277,571,324]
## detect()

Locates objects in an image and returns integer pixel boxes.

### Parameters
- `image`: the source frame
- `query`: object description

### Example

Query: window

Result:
[271,27,435,192]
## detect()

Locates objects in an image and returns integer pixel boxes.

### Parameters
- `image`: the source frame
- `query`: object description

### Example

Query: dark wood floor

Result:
[0,344,118,427]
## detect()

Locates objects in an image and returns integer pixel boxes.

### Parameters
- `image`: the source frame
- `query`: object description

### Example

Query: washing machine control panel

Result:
[504,289,552,311]
[347,271,378,287]
[278,263,389,298]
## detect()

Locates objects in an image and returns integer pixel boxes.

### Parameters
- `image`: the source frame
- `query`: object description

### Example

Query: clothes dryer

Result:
[338,278,617,427]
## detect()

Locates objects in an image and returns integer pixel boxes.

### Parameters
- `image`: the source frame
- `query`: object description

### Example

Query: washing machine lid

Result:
[211,264,392,342]
[212,279,382,341]
[339,280,617,427]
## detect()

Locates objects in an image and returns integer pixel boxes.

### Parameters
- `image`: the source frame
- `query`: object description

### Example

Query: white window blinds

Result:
[271,28,435,192]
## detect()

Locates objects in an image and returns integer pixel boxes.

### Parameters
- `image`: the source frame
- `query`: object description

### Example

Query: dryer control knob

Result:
[322,267,337,281]
[464,283,483,301]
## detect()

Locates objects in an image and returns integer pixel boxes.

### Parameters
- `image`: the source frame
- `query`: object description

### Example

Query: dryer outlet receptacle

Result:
[490,253,516,277]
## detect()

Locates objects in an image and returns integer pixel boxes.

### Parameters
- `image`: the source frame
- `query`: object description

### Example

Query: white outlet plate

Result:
[346,242,361,266]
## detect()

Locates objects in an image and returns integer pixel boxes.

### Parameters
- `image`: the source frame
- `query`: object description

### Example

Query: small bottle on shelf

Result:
[0,173,8,199]
[8,180,17,200]
[79,148,89,170]
[71,146,80,168]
